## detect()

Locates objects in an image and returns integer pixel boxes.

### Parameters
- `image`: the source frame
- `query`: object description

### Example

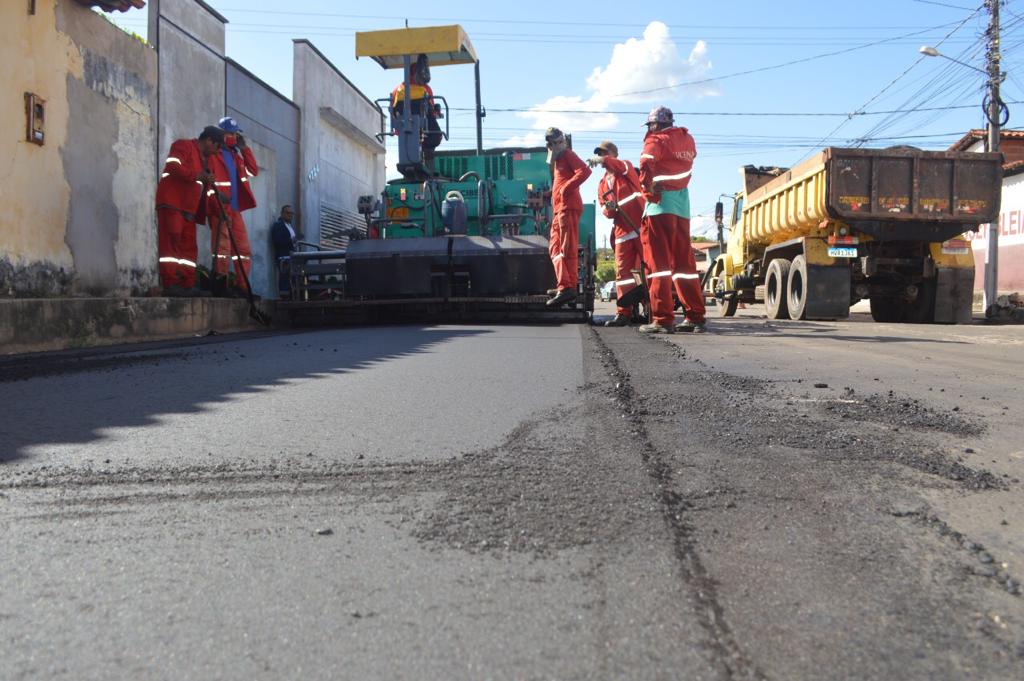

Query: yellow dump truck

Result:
[706,147,1002,323]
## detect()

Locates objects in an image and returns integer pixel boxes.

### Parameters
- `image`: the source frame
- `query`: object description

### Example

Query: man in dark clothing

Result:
[270,205,298,297]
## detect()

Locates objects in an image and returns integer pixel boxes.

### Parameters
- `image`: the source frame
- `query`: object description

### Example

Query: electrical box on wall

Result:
[25,93,45,146]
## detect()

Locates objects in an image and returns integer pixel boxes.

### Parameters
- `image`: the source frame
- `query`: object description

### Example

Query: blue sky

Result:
[106,0,1024,246]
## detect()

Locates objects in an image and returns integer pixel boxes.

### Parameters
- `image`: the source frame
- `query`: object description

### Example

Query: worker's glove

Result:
[196,171,215,185]
[586,156,603,168]
[602,200,618,211]
[234,133,247,150]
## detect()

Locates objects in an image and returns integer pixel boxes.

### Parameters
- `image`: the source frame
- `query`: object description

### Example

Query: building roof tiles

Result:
[77,1,146,12]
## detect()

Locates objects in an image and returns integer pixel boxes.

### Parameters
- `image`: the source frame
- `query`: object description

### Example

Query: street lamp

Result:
[918,46,987,74]
[920,8,1004,316]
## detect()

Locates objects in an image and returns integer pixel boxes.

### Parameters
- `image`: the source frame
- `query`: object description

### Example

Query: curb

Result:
[0,297,277,355]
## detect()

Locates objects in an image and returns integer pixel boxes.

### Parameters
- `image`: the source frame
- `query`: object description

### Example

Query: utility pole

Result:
[984,0,1003,313]
[474,61,484,155]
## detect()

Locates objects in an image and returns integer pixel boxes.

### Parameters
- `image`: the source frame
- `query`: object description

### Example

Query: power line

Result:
[854,30,991,142]
[912,0,980,10]
[111,17,980,47]
[608,20,965,98]
[793,5,984,162]
[205,8,973,31]
[451,101,1023,117]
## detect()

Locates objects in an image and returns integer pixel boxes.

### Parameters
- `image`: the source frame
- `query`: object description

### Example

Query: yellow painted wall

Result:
[0,0,79,270]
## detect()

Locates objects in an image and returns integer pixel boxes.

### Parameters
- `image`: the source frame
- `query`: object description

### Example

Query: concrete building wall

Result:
[148,0,226,295]
[2,2,383,301]
[226,60,299,298]
[150,0,226,168]
[236,139,277,299]
[967,171,1024,293]
[150,3,304,299]
[0,1,158,297]
[962,139,1024,293]
[293,40,385,249]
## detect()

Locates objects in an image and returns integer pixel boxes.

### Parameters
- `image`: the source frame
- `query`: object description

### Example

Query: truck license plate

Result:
[827,246,857,258]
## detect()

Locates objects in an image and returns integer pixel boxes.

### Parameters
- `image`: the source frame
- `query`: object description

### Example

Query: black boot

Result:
[604,314,630,327]
[546,289,577,307]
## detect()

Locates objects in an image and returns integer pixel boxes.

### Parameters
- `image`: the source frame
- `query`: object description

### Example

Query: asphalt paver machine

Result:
[281,25,596,324]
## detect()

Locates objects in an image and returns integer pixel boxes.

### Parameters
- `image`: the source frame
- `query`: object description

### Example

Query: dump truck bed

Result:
[743,147,1003,245]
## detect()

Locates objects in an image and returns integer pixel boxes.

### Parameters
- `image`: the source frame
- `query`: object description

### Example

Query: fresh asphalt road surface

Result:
[2,311,1023,679]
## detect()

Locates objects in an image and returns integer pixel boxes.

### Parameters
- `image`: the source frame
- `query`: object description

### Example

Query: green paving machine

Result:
[282,24,595,324]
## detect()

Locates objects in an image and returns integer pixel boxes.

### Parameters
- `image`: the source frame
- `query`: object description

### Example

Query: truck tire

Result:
[870,279,936,323]
[902,278,936,324]
[765,258,791,320]
[706,262,738,317]
[787,255,809,320]
[870,297,902,322]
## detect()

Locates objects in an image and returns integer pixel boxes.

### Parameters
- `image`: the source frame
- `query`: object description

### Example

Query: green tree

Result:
[596,261,617,284]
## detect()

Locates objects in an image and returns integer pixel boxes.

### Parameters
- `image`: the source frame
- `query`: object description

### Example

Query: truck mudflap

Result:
[933,267,974,324]
[802,263,851,320]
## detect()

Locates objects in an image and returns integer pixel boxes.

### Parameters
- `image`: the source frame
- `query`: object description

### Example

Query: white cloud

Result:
[499,132,546,148]
[588,24,718,104]
[518,95,620,138]
[503,21,716,146]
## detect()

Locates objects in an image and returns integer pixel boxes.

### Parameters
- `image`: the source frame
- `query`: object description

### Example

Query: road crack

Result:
[587,326,768,681]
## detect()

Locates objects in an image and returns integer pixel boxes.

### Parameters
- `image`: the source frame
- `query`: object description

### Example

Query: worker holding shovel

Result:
[208,117,259,298]
[588,141,645,326]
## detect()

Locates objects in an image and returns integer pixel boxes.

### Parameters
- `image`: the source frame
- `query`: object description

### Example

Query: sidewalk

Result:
[0,297,276,355]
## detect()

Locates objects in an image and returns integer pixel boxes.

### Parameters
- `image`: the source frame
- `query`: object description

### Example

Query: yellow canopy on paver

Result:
[355,25,478,69]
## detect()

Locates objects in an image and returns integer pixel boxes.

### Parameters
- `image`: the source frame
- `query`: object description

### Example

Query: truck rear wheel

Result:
[787,255,809,320]
[788,255,850,320]
[765,258,791,320]
[904,278,936,324]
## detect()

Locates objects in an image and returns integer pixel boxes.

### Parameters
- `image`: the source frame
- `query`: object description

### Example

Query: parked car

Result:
[599,281,617,302]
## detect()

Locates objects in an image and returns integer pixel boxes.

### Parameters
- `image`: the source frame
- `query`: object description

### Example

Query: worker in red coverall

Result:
[155,126,222,296]
[587,140,645,326]
[544,127,592,307]
[637,106,707,334]
[208,116,259,297]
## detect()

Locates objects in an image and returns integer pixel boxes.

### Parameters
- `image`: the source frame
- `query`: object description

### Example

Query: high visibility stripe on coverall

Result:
[208,147,258,289]
[598,156,645,316]
[155,139,207,289]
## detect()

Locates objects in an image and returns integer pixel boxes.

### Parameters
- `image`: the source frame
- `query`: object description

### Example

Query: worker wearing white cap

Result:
[544,127,592,307]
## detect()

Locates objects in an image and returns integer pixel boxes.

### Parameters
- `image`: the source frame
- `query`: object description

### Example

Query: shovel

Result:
[211,188,272,327]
